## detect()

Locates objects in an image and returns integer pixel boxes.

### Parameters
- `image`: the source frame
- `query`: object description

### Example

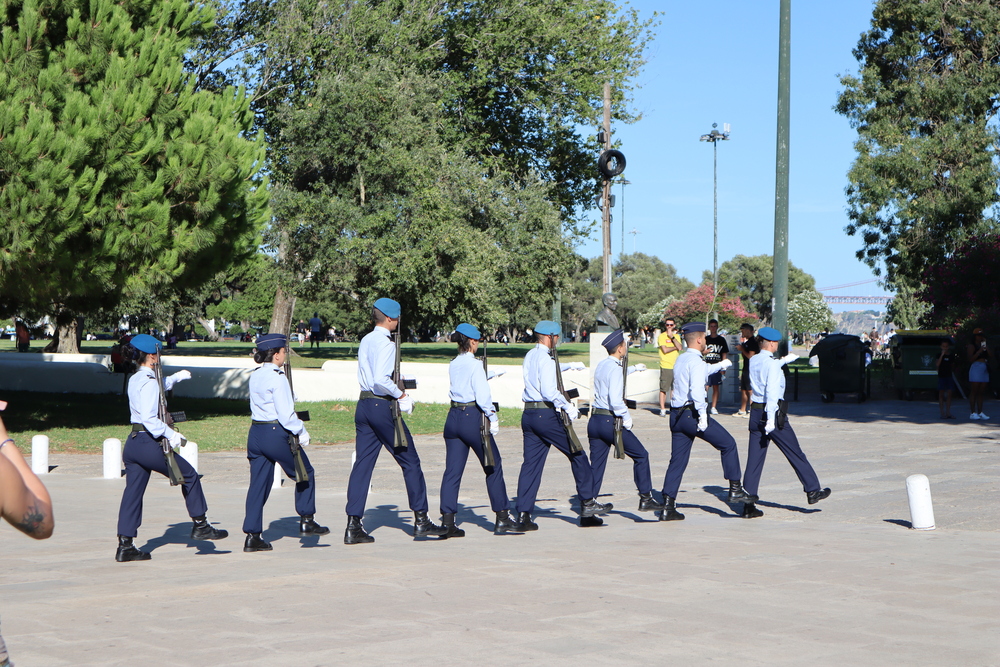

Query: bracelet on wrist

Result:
[0,438,13,450]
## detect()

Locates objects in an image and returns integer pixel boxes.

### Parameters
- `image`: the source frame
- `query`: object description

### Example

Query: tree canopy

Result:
[835,0,1000,290]
[787,290,836,336]
[708,255,815,324]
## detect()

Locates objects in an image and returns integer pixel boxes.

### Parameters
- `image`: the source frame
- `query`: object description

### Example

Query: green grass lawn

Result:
[1,391,524,454]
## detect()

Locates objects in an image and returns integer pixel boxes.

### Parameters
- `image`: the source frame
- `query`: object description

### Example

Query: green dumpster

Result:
[890,330,950,400]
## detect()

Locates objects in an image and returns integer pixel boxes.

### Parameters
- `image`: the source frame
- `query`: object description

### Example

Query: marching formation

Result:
[113,299,832,561]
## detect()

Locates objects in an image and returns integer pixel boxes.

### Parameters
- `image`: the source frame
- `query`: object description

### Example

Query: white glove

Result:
[571,362,586,371]
[627,363,647,375]
[489,420,499,436]
[697,414,709,433]
[764,421,776,435]
[398,395,414,414]
[298,430,310,447]
[718,359,733,371]
[487,369,506,380]
[167,432,185,449]
[622,414,633,431]
[164,369,192,391]
[780,354,800,366]
[564,404,580,421]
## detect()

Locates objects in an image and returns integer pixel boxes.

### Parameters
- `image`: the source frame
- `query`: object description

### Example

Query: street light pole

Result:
[700,123,730,316]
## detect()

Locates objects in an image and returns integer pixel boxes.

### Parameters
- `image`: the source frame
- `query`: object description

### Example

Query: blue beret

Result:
[256,333,287,350]
[455,323,481,340]
[373,298,401,319]
[681,322,706,334]
[130,334,161,354]
[534,320,561,336]
[758,326,781,341]
[602,329,626,352]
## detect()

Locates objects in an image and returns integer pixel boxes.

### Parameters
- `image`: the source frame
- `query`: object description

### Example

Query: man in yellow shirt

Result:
[658,318,683,416]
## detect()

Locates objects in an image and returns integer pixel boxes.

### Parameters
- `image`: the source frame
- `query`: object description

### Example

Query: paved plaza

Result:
[3,398,998,666]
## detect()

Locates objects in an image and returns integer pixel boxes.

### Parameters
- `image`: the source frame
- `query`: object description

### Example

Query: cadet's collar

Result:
[760,350,775,358]
[262,362,281,371]
[535,343,548,351]
[612,356,624,366]
[374,326,391,337]
[685,348,703,357]
[460,351,475,357]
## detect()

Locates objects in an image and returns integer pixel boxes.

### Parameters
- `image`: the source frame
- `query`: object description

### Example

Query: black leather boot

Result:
[413,511,448,538]
[344,515,375,544]
[580,498,613,517]
[638,492,664,512]
[807,488,832,505]
[727,480,754,504]
[659,496,685,521]
[115,535,151,562]
[243,532,272,552]
[493,511,524,535]
[741,503,764,519]
[579,515,604,527]
[191,516,229,540]
[515,512,538,531]
[440,513,466,538]
[299,515,330,536]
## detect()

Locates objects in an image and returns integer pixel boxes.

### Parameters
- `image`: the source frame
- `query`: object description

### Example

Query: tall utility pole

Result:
[699,123,730,314]
[601,83,613,294]
[772,0,791,354]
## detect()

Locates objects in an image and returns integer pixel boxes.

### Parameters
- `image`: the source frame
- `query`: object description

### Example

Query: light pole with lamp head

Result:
[699,123,730,316]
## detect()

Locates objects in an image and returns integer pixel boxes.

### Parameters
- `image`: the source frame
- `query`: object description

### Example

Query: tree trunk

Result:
[269,284,296,336]
[196,317,220,341]
[43,308,81,353]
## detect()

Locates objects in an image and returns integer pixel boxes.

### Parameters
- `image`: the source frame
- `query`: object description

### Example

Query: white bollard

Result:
[272,463,282,489]
[906,474,936,530]
[103,438,122,479]
[31,435,49,475]
[351,450,372,494]
[177,441,198,472]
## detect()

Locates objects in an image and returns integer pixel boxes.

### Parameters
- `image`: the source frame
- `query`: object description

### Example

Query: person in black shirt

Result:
[735,323,759,418]
[704,319,729,415]
[936,339,956,419]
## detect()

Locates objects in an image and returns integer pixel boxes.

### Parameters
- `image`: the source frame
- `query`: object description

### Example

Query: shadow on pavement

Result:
[141,522,233,555]
[884,519,912,529]
[363,504,412,535]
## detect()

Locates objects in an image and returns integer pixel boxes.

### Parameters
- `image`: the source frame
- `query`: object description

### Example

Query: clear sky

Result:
[578,0,889,311]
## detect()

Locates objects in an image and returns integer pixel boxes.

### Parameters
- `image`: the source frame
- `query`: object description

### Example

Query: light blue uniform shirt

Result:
[671,349,729,411]
[449,352,497,423]
[593,356,628,417]
[249,362,304,435]
[357,326,402,398]
[521,344,572,411]
[127,366,176,439]
[749,350,784,424]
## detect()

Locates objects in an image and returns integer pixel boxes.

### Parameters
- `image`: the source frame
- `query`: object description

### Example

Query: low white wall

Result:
[0,352,662,407]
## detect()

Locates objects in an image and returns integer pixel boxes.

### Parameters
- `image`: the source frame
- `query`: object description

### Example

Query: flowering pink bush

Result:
[665,284,754,331]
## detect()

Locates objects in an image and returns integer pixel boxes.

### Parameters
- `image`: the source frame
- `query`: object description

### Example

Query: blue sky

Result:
[577,0,888,311]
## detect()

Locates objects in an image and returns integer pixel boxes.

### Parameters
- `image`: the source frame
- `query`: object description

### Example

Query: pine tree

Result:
[0,0,268,351]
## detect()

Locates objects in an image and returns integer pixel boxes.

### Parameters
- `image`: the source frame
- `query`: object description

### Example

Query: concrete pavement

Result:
[2,398,998,666]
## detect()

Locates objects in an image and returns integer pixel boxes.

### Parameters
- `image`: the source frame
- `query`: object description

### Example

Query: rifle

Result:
[480,339,497,468]
[153,359,187,486]
[550,345,583,453]
[612,340,639,460]
[390,322,417,449]
[282,350,311,483]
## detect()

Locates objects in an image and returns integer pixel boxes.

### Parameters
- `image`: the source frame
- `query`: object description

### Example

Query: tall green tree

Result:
[787,290,836,337]
[706,255,816,324]
[612,253,694,330]
[835,0,1000,290]
[0,0,269,352]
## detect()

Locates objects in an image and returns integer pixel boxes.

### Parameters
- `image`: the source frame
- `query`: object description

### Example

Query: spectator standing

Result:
[295,319,307,344]
[704,319,729,415]
[308,312,323,349]
[13,320,29,353]
[657,319,683,417]
[967,328,991,420]
[734,323,759,418]
[936,339,956,419]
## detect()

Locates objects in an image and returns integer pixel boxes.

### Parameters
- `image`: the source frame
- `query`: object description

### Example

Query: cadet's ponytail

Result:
[451,331,474,353]
[253,348,278,365]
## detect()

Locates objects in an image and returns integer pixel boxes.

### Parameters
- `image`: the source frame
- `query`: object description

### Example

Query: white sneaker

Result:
[710,407,719,415]
[659,409,667,417]
[734,410,747,418]
[971,413,981,420]
[979,413,990,420]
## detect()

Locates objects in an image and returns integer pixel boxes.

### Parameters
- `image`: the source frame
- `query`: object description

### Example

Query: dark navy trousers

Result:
[347,397,429,517]
[743,407,820,497]
[587,415,653,496]
[242,423,317,534]
[117,431,207,537]
[440,406,511,514]
[662,408,742,500]
[515,408,595,513]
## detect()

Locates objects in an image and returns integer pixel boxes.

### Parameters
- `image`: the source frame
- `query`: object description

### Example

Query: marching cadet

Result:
[741,327,830,518]
[115,334,228,562]
[438,323,522,536]
[243,334,329,552]
[588,329,663,513]
[345,298,447,543]
[514,320,612,530]
[660,323,753,521]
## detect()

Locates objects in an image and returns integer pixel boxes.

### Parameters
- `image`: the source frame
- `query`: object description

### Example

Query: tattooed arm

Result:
[0,416,54,539]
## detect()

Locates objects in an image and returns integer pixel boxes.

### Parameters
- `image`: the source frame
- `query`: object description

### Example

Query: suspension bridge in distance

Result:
[817,279,891,306]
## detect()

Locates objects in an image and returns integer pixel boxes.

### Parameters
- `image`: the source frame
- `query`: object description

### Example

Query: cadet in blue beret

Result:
[588,330,663,513]
[741,327,829,518]
[242,333,329,552]
[115,334,228,562]
[437,324,521,537]
[659,323,753,522]
[513,320,611,531]
[346,298,447,543]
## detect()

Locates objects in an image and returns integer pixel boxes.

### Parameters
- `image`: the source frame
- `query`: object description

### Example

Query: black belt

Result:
[751,402,766,409]
[359,391,394,401]
[450,401,477,408]
[523,401,555,410]
[130,424,147,433]
[593,408,615,416]
[252,419,281,425]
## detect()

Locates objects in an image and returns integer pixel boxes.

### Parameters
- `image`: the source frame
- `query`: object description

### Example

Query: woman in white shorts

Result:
[967,328,991,420]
